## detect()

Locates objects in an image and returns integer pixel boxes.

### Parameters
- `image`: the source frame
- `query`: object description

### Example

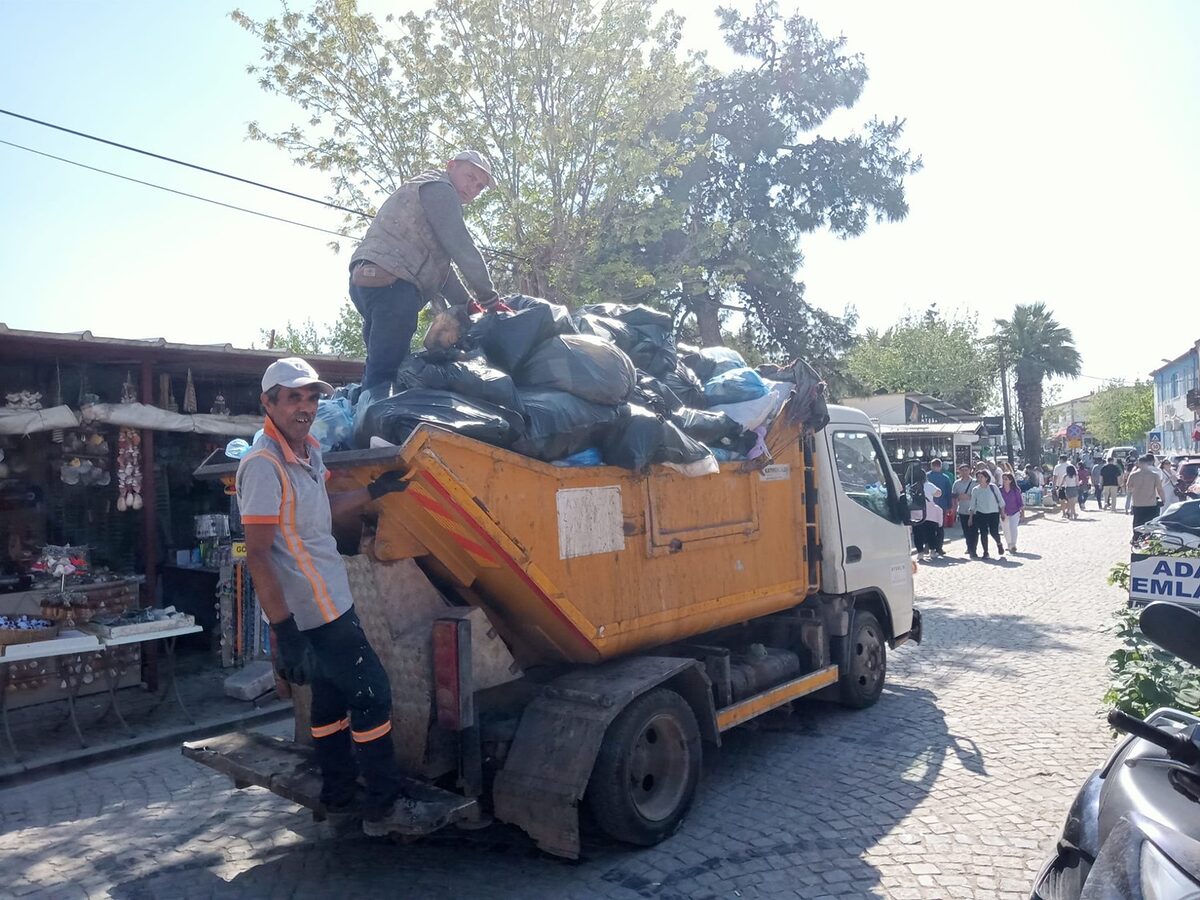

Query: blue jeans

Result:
[349,275,425,389]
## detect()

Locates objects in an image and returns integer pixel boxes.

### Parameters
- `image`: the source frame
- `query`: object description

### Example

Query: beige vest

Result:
[351,170,455,302]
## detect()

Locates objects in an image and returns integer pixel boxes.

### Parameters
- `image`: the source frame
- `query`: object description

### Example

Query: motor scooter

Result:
[1031,601,1200,899]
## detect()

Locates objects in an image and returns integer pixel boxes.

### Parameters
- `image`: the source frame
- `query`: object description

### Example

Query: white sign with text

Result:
[1129,556,1200,607]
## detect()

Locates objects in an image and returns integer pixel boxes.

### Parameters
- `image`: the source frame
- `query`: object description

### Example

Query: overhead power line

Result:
[0,107,369,219]
[0,107,529,262]
[0,138,350,240]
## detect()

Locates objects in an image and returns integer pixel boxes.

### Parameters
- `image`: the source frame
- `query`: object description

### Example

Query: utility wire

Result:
[0,107,370,219]
[0,107,529,262]
[0,138,350,240]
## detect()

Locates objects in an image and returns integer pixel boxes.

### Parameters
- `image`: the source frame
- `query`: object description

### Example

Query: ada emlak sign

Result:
[1129,556,1200,607]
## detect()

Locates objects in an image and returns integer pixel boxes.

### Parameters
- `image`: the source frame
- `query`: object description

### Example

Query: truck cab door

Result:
[818,427,914,636]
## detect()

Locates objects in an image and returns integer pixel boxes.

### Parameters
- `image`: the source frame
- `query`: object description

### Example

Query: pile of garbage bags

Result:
[321,295,827,474]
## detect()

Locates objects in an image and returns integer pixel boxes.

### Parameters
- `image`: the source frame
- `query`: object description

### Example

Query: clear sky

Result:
[1,1,1197,393]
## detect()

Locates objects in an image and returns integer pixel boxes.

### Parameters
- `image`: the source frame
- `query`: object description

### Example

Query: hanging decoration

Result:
[117,372,142,511]
[183,368,198,414]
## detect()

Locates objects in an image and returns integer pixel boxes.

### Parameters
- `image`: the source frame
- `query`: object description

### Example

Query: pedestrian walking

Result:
[1099,457,1121,510]
[1159,459,1179,504]
[238,358,440,835]
[910,469,944,557]
[1123,460,1136,513]
[1127,453,1167,530]
[1000,472,1025,552]
[952,463,978,557]
[928,458,953,530]
[349,150,500,389]
[967,470,1005,559]
[1077,462,1092,509]
[1090,459,1105,510]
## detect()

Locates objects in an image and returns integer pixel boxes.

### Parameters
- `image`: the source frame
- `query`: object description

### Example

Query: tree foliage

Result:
[844,306,995,412]
[234,0,920,373]
[994,302,1082,463]
[1089,381,1155,447]
[258,299,433,358]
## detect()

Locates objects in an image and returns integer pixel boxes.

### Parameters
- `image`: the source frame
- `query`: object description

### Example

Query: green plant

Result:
[1103,542,1200,721]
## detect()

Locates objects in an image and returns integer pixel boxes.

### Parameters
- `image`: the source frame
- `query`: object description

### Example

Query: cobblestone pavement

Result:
[0,509,1134,899]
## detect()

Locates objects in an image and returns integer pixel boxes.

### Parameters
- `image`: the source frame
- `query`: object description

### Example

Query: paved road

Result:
[0,509,1134,899]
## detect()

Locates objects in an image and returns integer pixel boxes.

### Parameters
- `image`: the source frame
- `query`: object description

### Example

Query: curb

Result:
[0,701,293,789]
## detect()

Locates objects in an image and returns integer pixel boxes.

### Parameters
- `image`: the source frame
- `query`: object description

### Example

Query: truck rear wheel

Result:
[586,688,701,846]
[836,610,886,709]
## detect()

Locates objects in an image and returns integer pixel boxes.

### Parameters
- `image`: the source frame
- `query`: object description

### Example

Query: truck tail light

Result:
[433,617,473,731]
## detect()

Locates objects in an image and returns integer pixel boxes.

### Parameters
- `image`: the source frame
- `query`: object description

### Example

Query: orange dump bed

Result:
[332,408,818,667]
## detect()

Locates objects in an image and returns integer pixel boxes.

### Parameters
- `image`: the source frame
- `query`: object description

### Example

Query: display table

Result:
[0,624,202,759]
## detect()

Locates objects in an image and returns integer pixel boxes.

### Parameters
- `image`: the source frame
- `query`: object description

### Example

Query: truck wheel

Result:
[586,688,701,846]
[836,610,886,709]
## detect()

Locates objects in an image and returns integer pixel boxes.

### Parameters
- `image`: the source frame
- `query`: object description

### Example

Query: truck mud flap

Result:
[492,656,714,860]
[182,732,476,831]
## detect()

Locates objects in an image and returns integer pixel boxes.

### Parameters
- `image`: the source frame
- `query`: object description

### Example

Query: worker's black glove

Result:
[271,616,316,686]
[368,469,409,501]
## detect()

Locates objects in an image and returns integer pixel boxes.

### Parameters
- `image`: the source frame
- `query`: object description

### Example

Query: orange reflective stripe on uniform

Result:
[246,450,338,624]
[351,721,392,743]
[310,717,349,739]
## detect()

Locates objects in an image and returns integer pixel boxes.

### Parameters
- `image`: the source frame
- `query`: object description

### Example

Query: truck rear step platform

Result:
[182,732,477,834]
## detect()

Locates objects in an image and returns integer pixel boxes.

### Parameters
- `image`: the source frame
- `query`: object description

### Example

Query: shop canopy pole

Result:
[140,359,160,691]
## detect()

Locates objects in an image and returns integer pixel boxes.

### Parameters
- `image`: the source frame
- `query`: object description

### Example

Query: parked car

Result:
[1106,445,1139,462]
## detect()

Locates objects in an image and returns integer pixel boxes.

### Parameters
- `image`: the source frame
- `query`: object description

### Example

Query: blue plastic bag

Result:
[225,438,251,460]
[311,397,355,452]
[551,448,604,467]
[703,367,768,406]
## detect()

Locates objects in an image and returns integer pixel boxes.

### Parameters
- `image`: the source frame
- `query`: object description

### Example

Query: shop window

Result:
[831,430,897,522]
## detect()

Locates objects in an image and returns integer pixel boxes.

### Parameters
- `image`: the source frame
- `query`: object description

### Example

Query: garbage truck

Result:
[185,397,921,859]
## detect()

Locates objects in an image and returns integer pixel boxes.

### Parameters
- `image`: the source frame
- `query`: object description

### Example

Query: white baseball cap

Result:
[261,358,334,397]
[451,149,493,184]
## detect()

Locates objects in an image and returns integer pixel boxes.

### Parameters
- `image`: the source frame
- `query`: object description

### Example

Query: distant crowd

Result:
[907,448,1200,561]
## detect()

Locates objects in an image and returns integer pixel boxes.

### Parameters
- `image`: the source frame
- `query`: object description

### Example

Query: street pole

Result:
[999,347,1017,464]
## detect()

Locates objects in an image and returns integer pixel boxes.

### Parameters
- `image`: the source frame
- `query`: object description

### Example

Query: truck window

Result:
[831,430,897,522]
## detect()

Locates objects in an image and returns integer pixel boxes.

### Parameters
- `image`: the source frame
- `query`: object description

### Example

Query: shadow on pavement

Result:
[104,686,956,899]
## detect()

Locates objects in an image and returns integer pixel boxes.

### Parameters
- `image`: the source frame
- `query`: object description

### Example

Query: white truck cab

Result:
[815,404,916,640]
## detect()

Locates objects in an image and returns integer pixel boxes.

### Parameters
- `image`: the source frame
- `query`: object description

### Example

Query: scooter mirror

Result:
[1140,601,1200,669]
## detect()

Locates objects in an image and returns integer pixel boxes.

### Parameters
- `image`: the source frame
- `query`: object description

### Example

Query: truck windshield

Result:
[831,430,896,522]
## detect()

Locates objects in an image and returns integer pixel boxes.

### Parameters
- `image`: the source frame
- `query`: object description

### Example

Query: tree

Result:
[233,0,701,302]
[994,303,1082,463]
[234,1,919,372]
[259,299,426,358]
[611,2,920,373]
[1088,381,1155,447]
[844,307,995,412]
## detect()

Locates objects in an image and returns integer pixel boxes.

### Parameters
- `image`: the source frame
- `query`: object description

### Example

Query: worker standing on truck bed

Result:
[237,358,432,835]
[348,150,500,389]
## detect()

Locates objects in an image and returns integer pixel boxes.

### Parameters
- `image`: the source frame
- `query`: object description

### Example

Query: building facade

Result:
[1150,344,1200,454]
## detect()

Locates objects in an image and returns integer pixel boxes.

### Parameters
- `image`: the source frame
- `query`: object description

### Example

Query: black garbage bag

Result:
[670,407,750,449]
[633,373,684,416]
[575,313,635,348]
[396,351,524,414]
[512,389,623,462]
[679,344,746,383]
[466,304,563,373]
[602,405,716,472]
[661,358,706,409]
[580,303,676,376]
[355,389,525,450]
[601,404,663,471]
[502,294,577,336]
[516,334,636,405]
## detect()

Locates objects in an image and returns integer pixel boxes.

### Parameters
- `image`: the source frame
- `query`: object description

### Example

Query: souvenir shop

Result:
[0,324,360,740]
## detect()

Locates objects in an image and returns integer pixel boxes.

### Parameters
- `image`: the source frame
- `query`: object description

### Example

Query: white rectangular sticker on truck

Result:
[759,464,791,482]
[556,487,625,560]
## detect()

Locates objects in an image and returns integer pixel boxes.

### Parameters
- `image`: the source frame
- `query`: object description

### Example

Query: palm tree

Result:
[995,303,1082,464]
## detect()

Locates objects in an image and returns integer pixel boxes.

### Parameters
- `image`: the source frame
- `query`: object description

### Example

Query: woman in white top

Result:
[1059,464,1079,520]
[910,469,944,558]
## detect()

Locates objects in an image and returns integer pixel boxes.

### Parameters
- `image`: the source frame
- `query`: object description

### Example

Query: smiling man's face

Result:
[263,386,321,448]
[447,160,490,204]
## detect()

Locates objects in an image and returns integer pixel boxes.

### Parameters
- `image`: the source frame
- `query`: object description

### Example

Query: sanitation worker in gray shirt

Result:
[349,150,500,388]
